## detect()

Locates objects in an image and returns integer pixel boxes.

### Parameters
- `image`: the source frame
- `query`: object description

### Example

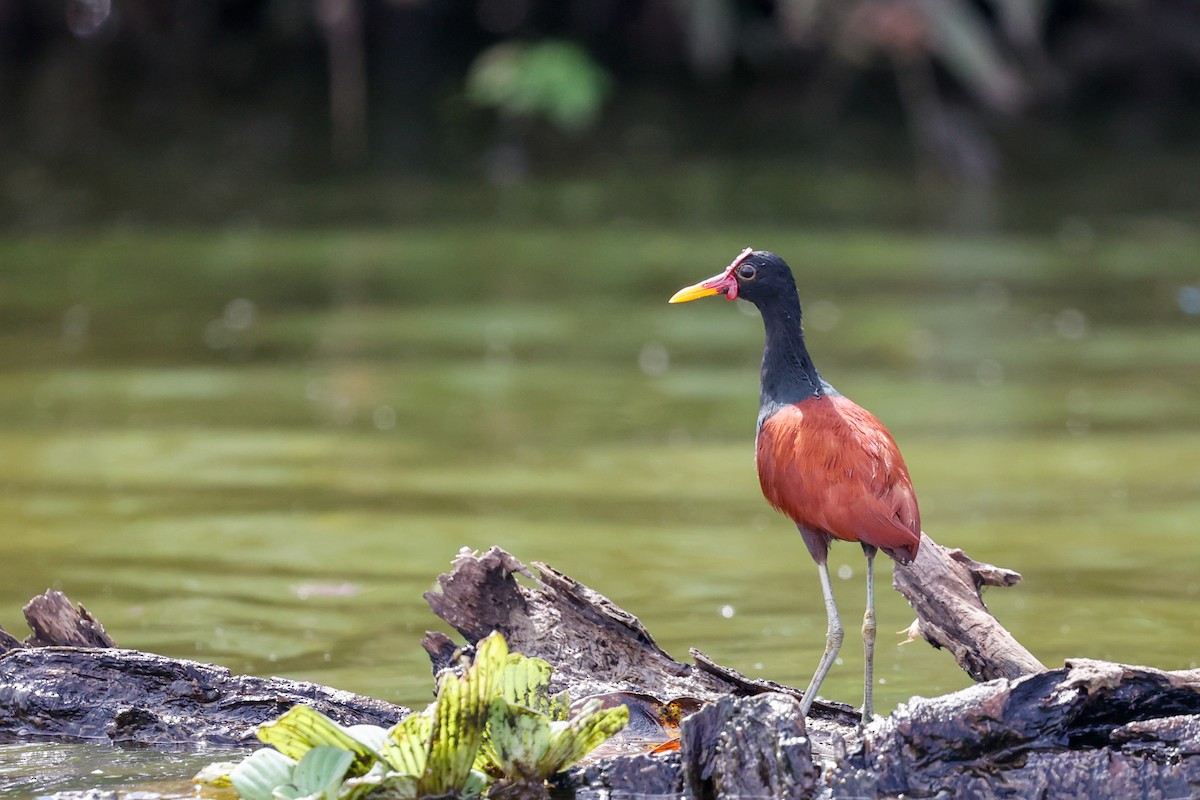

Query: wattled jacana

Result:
[669,248,921,724]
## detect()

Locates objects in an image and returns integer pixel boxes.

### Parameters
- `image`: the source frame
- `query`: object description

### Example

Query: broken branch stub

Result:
[23,590,116,649]
[422,546,740,702]
[894,532,1045,681]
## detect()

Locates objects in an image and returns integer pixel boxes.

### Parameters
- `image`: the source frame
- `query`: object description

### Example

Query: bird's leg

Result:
[799,558,843,717]
[861,544,878,727]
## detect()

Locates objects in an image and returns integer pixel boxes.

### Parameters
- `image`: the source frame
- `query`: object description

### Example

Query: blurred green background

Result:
[1,1,1199,793]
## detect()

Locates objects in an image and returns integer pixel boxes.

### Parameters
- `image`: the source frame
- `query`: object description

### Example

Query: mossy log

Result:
[1,550,1198,799]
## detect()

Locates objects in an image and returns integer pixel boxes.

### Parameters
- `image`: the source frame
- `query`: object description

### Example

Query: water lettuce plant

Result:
[195,632,627,799]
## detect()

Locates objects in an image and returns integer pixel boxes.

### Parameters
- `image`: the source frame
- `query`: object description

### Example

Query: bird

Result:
[668,247,920,725]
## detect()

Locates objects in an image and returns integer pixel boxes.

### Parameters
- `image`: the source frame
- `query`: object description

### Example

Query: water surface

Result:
[0,226,1197,794]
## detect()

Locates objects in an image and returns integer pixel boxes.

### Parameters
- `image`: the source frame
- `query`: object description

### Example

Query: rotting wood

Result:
[835,658,1200,798]
[0,590,113,655]
[566,660,1200,799]
[0,647,407,744]
[23,590,116,649]
[893,532,1046,680]
[0,550,1196,799]
[0,596,407,744]
[424,548,1199,798]
[418,541,1043,754]
[680,693,819,800]
[420,539,1042,729]
[421,546,862,754]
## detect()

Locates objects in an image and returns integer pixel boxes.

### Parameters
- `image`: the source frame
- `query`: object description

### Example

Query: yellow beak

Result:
[668,269,739,304]
[668,281,723,304]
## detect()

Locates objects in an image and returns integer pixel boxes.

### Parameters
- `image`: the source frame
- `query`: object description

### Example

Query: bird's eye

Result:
[737,264,757,280]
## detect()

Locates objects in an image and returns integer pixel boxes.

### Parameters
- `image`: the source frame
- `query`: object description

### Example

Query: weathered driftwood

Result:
[894,532,1046,680]
[421,546,862,754]
[0,592,407,744]
[846,658,1200,798]
[425,548,1200,799]
[567,693,821,800]
[681,692,820,799]
[419,534,1043,730]
[0,589,118,658]
[22,590,116,650]
[1,551,1198,800]
[569,660,1200,799]
[0,647,407,744]
[425,529,1044,708]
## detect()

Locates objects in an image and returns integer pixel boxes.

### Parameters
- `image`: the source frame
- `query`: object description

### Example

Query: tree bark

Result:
[21,590,116,650]
[0,647,407,744]
[421,547,1198,798]
[0,592,405,743]
[893,532,1046,680]
[1,548,1196,800]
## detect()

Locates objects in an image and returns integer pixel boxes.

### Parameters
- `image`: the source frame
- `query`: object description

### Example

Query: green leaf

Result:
[229,748,297,800]
[498,653,567,718]
[256,706,379,776]
[343,724,390,754]
[344,767,419,800]
[290,746,356,800]
[479,652,562,774]
[377,774,421,799]
[486,698,552,780]
[498,654,551,709]
[547,690,571,721]
[380,711,433,776]
[419,632,508,797]
[536,699,629,774]
[496,652,556,714]
[462,768,491,798]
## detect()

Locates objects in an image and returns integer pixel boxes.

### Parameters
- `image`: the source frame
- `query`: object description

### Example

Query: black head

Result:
[723,250,799,308]
[668,248,799,310]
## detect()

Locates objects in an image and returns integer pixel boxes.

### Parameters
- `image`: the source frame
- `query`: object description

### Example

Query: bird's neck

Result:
[757,294,825,428]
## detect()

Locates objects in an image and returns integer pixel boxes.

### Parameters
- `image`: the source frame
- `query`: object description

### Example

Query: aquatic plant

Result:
[195,632,627,799]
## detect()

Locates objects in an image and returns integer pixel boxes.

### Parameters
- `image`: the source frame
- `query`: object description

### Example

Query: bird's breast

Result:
[755,395,921,563]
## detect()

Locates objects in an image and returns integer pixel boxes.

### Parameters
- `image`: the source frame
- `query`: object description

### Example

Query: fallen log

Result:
[421,545,862,754]
[0,551,1197,800]
[423,547,1199,798]
[0,647,408,745]
[840,659,1200,798]
[569,660,1200,799]
[0,592,407,744]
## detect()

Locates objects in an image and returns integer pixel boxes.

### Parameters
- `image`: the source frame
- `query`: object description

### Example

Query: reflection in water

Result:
[0,740,241,797]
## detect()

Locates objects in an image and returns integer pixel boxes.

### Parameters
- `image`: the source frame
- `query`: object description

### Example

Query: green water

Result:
[0,226,1198,794]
